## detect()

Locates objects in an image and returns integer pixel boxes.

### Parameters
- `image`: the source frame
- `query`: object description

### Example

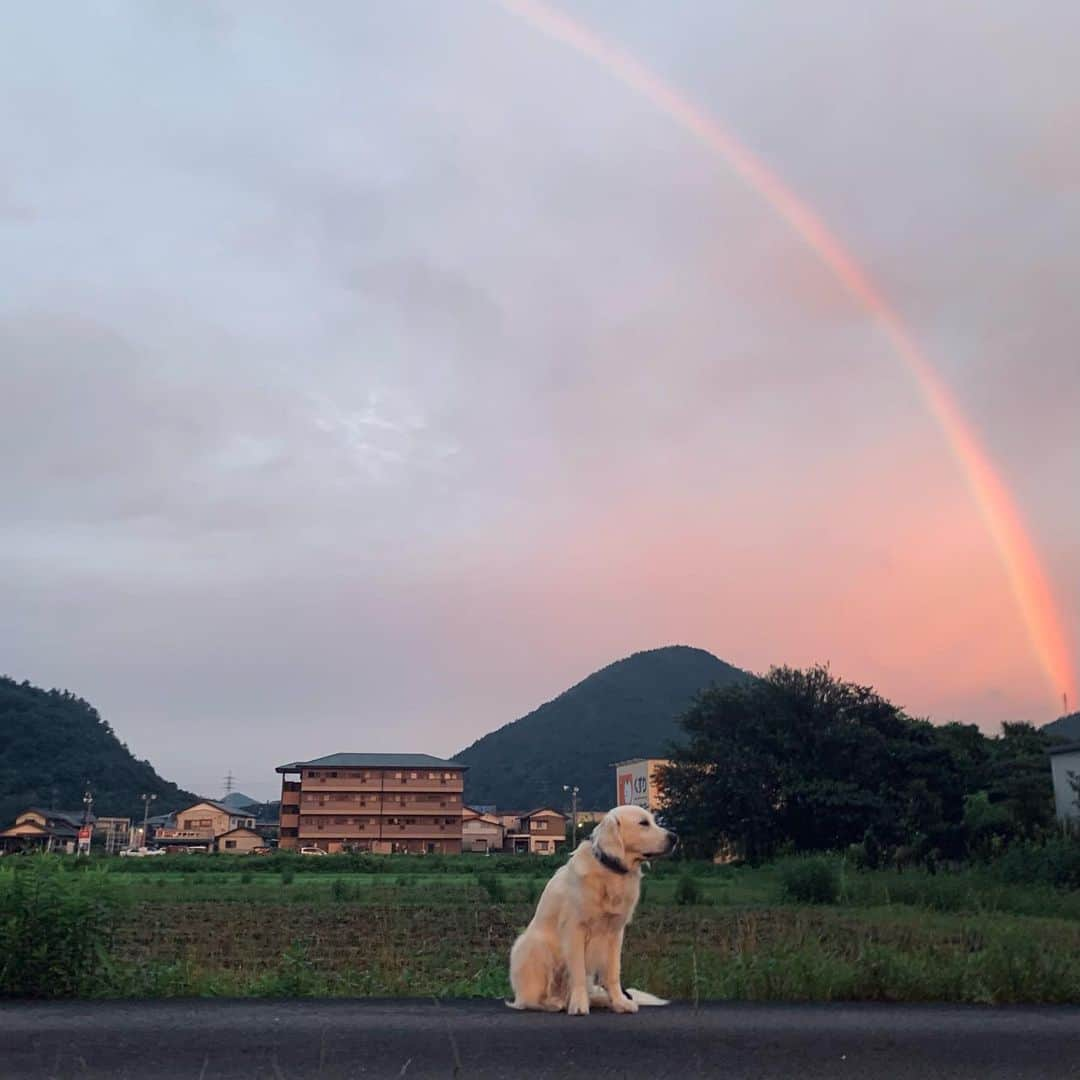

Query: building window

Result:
[307,771,318,778]
[329,772,338,778]
[225,840,237,849]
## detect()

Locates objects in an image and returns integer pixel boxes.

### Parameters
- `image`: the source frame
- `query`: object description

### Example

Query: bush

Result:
[281,867,295,886]
[778,858,841,904]
[674,873,701,906]
[0,858,125,997]
[477,874,506,902]
[993,837,1080,890]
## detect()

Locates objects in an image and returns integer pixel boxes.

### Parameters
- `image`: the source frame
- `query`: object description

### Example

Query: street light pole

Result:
[562,784,579,848]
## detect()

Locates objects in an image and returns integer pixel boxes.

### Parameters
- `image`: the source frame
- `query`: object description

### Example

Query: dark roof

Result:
[1049,741,1080,757]
[522,807,567,818]
[24,808,95,828]
[216,826,264,838]
[276,753,467,773]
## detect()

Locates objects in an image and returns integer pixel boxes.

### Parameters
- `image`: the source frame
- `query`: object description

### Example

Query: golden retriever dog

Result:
[508,805,677,1015]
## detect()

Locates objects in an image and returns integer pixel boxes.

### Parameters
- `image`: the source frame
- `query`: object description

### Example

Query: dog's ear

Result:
[592,810,626,866]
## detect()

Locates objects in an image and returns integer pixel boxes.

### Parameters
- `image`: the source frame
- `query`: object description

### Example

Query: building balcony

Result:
[154,827,215,842]
[299,823,461,840]
[380,799,462,813]
[300,778,464,795]
[298,799,381,814]
[379,779,464,794]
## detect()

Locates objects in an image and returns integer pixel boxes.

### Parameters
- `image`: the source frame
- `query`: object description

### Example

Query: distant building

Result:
[502,807,567,855]
[0,808,93,854]
[462,806,505,853]
[94,816,131,853]
[1050,742,1080,824]
[612,758,671,812]
[154,800,257,851]
[275,753,467,854]
[215,826,266,854]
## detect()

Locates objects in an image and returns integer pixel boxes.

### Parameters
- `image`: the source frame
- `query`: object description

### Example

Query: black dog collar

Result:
[591,842,629,875]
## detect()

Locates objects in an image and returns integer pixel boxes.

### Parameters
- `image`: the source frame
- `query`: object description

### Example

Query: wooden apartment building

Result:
[276,753,466,854]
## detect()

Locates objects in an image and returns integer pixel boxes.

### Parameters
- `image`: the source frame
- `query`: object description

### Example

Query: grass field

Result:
[3,852,1080,1003]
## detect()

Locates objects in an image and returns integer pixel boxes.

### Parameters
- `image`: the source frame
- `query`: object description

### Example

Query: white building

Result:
[1050,743,1080,824]
[611,758,670,812]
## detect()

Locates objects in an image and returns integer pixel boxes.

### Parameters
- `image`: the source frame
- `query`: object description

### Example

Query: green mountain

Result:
[0,675,198,825]
[455,646,750,811]
[1044,711,1080,743]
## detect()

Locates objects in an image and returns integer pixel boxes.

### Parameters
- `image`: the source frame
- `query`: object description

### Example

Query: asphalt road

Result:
[3,999,1079,1079]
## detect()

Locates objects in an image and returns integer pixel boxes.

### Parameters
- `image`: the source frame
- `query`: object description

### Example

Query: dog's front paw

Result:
[610,993,639,1014]
[567,989,591,1016]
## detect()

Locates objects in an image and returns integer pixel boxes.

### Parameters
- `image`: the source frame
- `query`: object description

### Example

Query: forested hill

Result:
[455,646,750,811]
[0,675,197,824]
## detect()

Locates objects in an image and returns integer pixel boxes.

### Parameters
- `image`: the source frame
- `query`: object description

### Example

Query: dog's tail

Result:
[624,987,669,1006]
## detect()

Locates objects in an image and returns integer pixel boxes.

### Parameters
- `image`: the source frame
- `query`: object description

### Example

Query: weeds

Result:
[0,857,126,997]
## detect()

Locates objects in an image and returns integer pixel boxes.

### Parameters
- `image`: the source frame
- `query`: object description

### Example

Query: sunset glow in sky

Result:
[2,1,1077,799]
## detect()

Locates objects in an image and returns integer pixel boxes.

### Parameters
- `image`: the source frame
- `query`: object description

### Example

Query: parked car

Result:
[251,846,273,855]
[120,847,166,857]
[299,846,328,856]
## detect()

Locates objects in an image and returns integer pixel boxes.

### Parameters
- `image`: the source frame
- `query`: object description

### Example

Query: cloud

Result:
[1,1,1076,798]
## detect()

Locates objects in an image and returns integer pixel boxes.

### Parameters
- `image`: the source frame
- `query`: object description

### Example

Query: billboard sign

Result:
[617,761,651,809]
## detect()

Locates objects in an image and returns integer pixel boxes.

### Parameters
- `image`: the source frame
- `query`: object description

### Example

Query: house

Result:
[1050,742,1080,824]
[275,753,467,854]
[215,826,266,854]
[462,806,505,853]
[0,808,93,854]
[502,808,567,855]
[612,758,671,812]
[153,800,257,850]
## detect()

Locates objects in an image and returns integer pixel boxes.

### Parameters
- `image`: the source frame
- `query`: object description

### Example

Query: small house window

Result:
[225,840,237,849]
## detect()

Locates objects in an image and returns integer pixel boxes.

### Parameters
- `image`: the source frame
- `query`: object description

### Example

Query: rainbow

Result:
[498,0,1077,708]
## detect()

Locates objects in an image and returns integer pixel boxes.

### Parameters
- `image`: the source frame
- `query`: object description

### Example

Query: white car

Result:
[299,846,328,857]
[120,847,166,857]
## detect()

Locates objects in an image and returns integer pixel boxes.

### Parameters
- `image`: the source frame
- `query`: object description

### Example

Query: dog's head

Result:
[591,805,678,872]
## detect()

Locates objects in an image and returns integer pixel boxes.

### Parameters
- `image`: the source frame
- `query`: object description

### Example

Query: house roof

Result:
[522,807,567,818]
[1049,741,1080,757]
[179,799,257,816]
[275,753,467,773]
[22,808,94,828]
[217,826,265,838]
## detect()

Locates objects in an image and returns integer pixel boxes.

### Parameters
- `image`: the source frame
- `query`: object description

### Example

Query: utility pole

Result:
[223,771,236,798]
[140,792,158,850]
[78,787,94,856]
[563,784,579,849]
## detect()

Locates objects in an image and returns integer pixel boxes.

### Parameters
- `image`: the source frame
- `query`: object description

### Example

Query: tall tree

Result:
[660,666,964,860]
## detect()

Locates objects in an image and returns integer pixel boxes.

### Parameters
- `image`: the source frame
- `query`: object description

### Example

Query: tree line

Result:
[659,665,1065,866]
